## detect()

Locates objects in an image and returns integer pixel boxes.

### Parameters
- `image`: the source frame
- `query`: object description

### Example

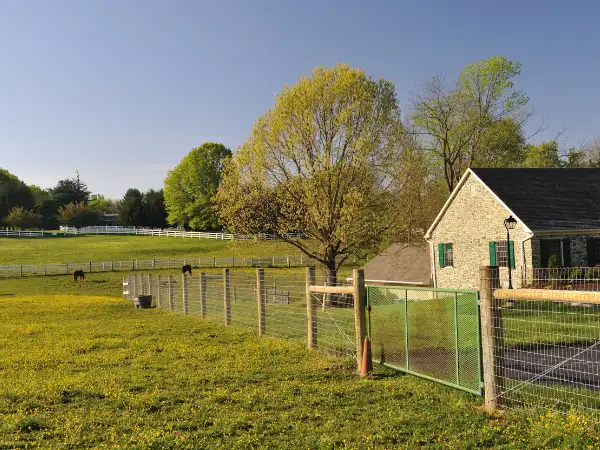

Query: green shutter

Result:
[489,242,497,266]
[509,240,515,269]
[438,243,445,268]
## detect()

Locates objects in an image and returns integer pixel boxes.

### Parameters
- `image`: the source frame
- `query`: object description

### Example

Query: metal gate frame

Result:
[366,286,482,395]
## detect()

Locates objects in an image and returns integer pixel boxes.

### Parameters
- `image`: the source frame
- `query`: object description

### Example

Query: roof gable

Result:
[425,169,528,238]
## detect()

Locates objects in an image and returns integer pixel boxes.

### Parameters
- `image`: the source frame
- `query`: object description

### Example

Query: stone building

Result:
[425,168,600,290]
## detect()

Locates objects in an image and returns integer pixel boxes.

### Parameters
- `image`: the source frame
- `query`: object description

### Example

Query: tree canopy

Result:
[57,202,100,228]
[164,142,232,230]
[142,189,168,228]
[217,64,407,283]
[51,171,90,207]
[0,168,34,224]
[118,189,145,227]
[412,56,530,192]
[5,207,42,229]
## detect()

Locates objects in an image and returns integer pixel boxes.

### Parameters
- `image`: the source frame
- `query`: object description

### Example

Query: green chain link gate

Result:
[367,286,482,395]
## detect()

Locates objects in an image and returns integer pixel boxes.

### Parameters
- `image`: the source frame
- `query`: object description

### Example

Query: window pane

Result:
[496,241,508,267]
[445,245,453,266]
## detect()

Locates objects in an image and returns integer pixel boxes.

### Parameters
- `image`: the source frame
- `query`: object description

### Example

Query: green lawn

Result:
[0,235,303,265]
[2,295,600,448]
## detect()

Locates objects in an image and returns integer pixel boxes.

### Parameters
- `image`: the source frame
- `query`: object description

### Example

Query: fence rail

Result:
[59,225,305,241]
[123,269,362,359]
[0,229,44,238]
[0,255,313,278]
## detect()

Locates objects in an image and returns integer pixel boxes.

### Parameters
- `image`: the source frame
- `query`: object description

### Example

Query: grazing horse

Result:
[181,264,192,275]
[73,269,85,282]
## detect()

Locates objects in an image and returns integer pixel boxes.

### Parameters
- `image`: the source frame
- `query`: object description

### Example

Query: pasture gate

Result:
[367,286,482,395]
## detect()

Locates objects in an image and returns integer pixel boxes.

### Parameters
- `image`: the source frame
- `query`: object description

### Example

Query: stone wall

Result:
[429,173,532,290]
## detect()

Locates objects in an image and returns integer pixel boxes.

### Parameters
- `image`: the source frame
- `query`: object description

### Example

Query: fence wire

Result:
[123,270,356,358]
[483,269,600,415]
[0,255,313,279]
[367,286,481,394]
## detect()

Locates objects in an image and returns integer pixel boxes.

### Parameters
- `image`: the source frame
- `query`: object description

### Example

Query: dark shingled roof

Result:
[362,243,431,284]
[471,168,600,231]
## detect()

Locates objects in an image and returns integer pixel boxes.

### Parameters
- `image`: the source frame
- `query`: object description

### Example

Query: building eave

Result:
[533,229,600,237]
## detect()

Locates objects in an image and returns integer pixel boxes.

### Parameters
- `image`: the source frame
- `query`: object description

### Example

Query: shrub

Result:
[5,206,42,229]
[548,254,560,268]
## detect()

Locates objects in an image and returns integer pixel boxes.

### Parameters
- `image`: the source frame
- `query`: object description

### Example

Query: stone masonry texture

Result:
[429,173,533,290]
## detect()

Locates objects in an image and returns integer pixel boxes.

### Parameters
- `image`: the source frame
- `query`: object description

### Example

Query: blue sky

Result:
[1,0,599,198]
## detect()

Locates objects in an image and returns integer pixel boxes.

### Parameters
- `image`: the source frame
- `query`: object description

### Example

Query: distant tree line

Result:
[0,170,168,230]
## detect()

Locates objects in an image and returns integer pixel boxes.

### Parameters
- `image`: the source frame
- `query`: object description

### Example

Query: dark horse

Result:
[73,270,85,282]
[181,264,192,275]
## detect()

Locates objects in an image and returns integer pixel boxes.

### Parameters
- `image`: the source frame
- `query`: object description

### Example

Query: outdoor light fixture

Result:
[504,215,517,288]
[504,216,517,231]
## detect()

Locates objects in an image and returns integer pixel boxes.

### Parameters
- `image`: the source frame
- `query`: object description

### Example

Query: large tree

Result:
[142,189,168,228]
[216,64,407,291]
[118,189,145,227]
[412,56,530,192]
[51,171,90,207]
[164,142,232,230]
[0,168,34,223]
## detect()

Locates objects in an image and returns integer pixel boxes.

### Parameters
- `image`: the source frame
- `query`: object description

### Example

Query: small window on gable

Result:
[438,243,453,267]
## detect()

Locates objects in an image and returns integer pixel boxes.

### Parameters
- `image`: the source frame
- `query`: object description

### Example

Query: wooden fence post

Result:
[200,272,207,318]
[223,268,231,325]
[257,268,265,336]
[152,259,156,270]
[480,265,504,412]
[306,267,317,349]
[111,260,114,272]
[148,273,153,298]
[168,275,174,312]
[156,274,161,308]
[213,258,217,268]
[182,273,188,315]
[88,261,92,273]
[353,269,367,372]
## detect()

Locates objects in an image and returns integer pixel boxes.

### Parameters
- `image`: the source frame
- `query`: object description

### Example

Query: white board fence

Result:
[59,226,304,241]
[0,255,312,278]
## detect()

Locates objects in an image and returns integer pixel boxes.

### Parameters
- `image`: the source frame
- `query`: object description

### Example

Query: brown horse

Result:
[73,270,85,282]
[181,264,192,275]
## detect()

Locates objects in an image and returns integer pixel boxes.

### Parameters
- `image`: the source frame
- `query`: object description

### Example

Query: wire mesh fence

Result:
[123,269,357,359]
[530,267,600,291]
[481,266,600,415]
[367,286,481,394]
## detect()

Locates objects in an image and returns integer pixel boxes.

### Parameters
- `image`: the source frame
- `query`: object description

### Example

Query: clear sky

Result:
[1,0,599,198]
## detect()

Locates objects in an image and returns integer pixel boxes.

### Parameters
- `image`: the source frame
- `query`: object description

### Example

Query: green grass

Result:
[0,235,302,265]
[2,295,600,448]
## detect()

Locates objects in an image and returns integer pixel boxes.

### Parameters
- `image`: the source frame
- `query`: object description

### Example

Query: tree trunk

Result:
[325,262,338,308]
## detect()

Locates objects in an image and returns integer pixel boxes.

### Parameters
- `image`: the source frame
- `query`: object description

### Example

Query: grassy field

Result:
[2,295,600,448]
[0,235,302,265]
